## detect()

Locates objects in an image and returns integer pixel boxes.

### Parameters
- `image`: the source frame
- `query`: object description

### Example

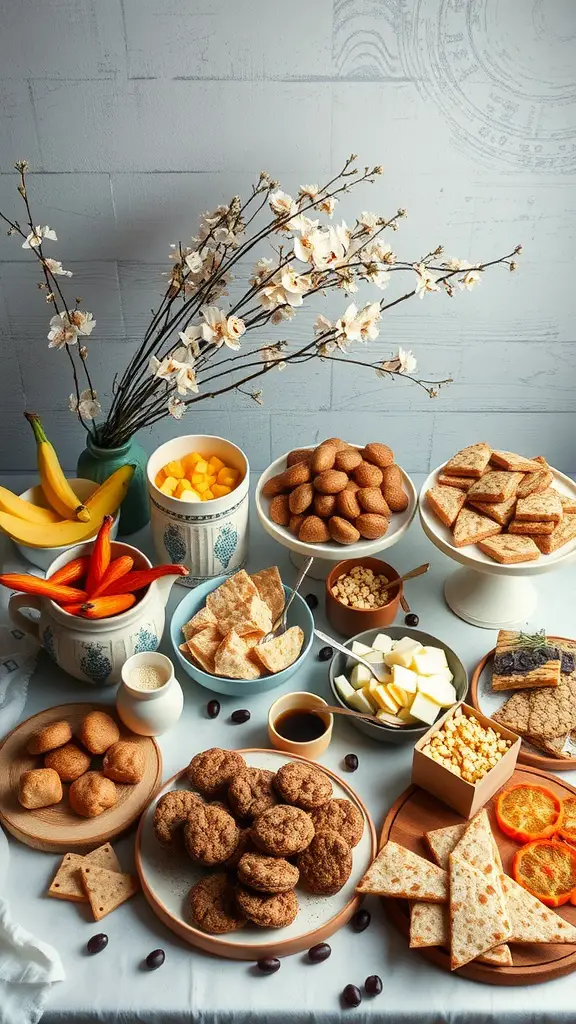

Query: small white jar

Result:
[116,652,183,736]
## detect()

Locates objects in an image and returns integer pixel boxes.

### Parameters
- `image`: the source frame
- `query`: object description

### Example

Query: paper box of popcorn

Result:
[411,702,521,818]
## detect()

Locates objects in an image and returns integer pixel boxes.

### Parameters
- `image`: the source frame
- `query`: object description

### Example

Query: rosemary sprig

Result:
[516,629,548,649]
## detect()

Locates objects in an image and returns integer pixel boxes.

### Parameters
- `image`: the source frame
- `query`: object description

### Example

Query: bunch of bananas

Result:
[0,414,134,548]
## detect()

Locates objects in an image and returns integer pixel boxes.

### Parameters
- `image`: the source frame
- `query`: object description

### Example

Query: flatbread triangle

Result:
[426,486,466,527]
[409,902,512,966]
[356,840,447,901]
[502,874,576,943]
[449,855,512,970]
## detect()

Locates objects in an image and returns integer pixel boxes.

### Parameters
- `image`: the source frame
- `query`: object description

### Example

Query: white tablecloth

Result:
[2,472,576,1023]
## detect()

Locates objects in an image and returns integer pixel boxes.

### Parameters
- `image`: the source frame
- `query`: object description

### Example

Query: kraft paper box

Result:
[411,702,521,818]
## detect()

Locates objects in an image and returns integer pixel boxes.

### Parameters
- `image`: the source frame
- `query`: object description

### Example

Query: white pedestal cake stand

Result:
[255,448,418,581]
[419,465,576,629]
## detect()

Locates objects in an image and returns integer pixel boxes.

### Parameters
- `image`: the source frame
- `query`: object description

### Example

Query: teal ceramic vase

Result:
[77,434,149,535]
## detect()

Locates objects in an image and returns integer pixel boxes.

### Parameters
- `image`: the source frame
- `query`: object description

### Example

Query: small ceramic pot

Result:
[147,435,250,589]
[117,652,184,736]
[267,691,333,759]
[325,557,402,638]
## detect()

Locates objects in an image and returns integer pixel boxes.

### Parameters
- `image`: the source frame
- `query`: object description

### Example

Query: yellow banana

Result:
[0,464,134,548]
[25,412,90,522]
[0,485,61,525]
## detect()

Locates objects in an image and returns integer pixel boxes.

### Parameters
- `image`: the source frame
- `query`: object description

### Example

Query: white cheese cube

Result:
[350,664,373,689]
[398,706,419,724]
[390,664,418,694]
[417,675,457,708]
[370,684,400,714]
[348,689,376,716]
[388,683,408,707]
[384,637,424,668]
[371,632,393,654]
[410,692,441,726]
[334,674,356,704]
[346,640,374,669]
[376,709,404,726]
[364,649,386,664]
[412,646,448,676]
[435,666,454,684]
[360,684,379,712]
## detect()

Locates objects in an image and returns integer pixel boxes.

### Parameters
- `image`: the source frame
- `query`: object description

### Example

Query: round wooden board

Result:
[0,703,162,853]
[380,764,576,986]
[135,748,377,960]
[470,638,576,771]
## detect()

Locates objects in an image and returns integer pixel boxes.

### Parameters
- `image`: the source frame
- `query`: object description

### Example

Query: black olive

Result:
[351,909,371,932]
[207,699,221,718]
[257,957,280,973]
[342,984,362,1007]
[305,593,318,609]
[86,933,108,955]
[231,709,250,724]
[365,974,383,995]
[344,753,359,772]
[145,949,165,970]
[308,942,331,963]
[318,646,333,661]
[405,612,419,627]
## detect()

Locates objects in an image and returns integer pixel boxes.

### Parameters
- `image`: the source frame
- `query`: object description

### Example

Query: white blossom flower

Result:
[299,184,319,200]
[413,263,440,299]
[335,267,359,292]
[271,305,296,324]
[397,346,417,374]
[269,190,297,218]
[317,197,337,217]
[318,339,337,356]
[168,395,186,419]
[48,313,78,349]
[314,314,333,335]
[358,211,380,234]
[213,225,237,247]
[353,301,381,342]
[293,224,325,265]
[69,388,101,419]
[289,213,319,235]
[177,326,201,357]
[459,269,482,291]
[445,257,470,271]
[68,310,96,336]
[149,355,199,394]
[279,266,311,307]
[185,251,204,274]
[366,240,395,264]
[361,264,390,289]
[200,306,245,350]
[22,225,57,249]
[250,257,275,287]
[260,343,287,371]
[44,258,72,277]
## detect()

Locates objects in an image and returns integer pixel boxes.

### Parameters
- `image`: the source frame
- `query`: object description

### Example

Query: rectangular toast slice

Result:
[491,629,560,690]
[467,471,523,504]
[443,443,491,478]
[478,534,540,564]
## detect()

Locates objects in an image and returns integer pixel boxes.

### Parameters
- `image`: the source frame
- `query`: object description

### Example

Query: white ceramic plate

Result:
[135,748,376,960]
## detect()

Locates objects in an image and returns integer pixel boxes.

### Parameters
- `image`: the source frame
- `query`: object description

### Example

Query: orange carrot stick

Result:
[99,564,189,596]
[49,555,90,587]
[0,573,87,603]
[59,603,85,616]
[85,515,114,596]
[90,555,134,599]
[80,593,136,619]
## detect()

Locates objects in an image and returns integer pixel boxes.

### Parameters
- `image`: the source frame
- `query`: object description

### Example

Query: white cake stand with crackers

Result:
[256,447,418,581]
[419,465,576,629]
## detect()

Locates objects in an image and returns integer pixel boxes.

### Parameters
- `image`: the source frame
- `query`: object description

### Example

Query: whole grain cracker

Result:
[452,508,502,548]
[449,855,511,970]
[356,841,448,901]
[437,474,477,492]
[468,495,517,527]
[251,626,304,673]
[516,456,553,499]
[528,675,576,739]
[48,843,121,902]
[508,519,555,535]
[515,489,563,523]
[502,874,576,943]
[492,691,531,734]
[214,629,263,680]
[185,625,222,673]
[478,534,540,564]
[409,903,512,965]
[425,823,467,869]
[490,451,542,472]
[443,443,492,478]
[250,566,285,622]
[80,864,139,921]
[534,514,576,554]
[554,490,576,515]
[467,471,523,504]
[426,486,466,527]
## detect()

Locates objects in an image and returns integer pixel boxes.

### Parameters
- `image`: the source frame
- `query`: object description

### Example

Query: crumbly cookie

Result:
[186,748,246,798]
[26,720,72,756]
[235,885,299,928]
[237,852,299,893]
[224,827,254,869]
[103,741,145,784]
[187,873,247,934]
[228,768,278,819]
[153,790,203,848]
[274,761,332,810]
[251,804,314,856]
[44,742,91,782]
[68,771,117,817]
[184,802,240,866]
[78,710,120,755]
[297,830,353,895]
[18,768,62,809]
[309,799,364,848]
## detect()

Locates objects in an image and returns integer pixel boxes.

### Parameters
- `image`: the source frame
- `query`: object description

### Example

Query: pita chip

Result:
[409,903,512,966]
[425,823,467,869]
[182,606,217,640]
[502,874,576,944]
[356,841,448,902]
[185,625,222,673]
[251,566,285,621]
[214,629,263,680]
[206,571,272,634]
[449,855,511,970]
[251,626,304,674]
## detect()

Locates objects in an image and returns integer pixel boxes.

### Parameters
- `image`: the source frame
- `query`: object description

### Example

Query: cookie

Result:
[309,798,364,848]
[183,803,240,866]
[186,748,246,798]
[26,720,72,756]
[251,805,314,856]
[237,852,299,893]
[224,827,254,870]
[297,830,353,895]
[18,768,62,809]
[235,885,299,928]
[69,771,117,817]
[228,768,278,819]
[187,873,246,934]
[44,743,91,782]
[153,790,203,848]
[78,711,120,755]
[103,741,145,784]
[274,761,332,809]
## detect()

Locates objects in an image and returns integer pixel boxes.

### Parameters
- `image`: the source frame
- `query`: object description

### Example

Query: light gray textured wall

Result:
[0,0,574,473]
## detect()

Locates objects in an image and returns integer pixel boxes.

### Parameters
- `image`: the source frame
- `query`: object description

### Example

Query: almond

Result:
[334,447,362,473]
[381,464,403,490]
[313,470,349,494]
[383,484,409,513]
[344,479,360,493]
[355,513,389,539]
[269,494,291,526]
[313,493,337,518]
[357,487,390,516]
[281,461,311,487]
[320,437,351,452]
[362,442,394,468]
[353,461,383,488]
[328,516,360,545]
[289,513,305,536]
[336,489,361,520]
[286,448,311,467]
[310,444,337,474]
[262,473,288,498]
[299,515,330,543]
[289,482,314,515]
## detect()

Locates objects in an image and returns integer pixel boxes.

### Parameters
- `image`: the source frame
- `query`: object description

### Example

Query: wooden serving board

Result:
[470,639,576,771]
[379,764,576,986]
[0,703,162,853]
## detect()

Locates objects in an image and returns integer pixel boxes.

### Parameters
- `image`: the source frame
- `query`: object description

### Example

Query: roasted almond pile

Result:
[263,438,410,545]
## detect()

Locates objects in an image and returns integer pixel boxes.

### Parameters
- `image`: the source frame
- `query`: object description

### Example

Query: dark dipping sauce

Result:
[274,708,327,742]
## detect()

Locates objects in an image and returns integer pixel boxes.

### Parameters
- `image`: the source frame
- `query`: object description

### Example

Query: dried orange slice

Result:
[513,839,576,907]
[495,784,562,843]
[558,796,576,843]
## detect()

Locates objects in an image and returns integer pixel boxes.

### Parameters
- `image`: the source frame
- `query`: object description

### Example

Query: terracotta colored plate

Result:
[0,703,162,853]
[470,639,576,770]
[380,764,576,986]
[135,748,377,960]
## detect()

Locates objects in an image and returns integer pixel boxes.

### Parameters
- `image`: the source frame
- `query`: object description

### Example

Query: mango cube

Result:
[182,451,202,473]
[207,474,217,486]
[165,459,185,480]
[155,469,166,487]
[175,479,193,498]
[217,467,231,484]
[208,456,225,472]
[195,459,208,475]
[212,484,231,498]
[179,488,202,502]
[160,475,178,496]
[202,489,215,501]
[195,480,210,494]
[162,449,240,502]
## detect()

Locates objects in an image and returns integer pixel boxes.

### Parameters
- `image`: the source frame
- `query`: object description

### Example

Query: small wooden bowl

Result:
[325,557,402,637]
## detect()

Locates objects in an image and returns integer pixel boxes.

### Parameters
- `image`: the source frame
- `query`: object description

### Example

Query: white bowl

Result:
[15,478,120,572]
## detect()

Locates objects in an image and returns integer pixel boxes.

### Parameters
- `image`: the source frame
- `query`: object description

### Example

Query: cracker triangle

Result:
[409,903,512,965]
[502,874,576,943]
[468,495,517,527]
[426,486,466,527]
[490,451,543,472]
[425,823,467,869]
[48,843,121,902]
[80,864,139,921]
[443,443,491,478]
[535,514,576,554]
[517,456,553,499]
[452,508,502,548]
[467,471,523,504]
[251,625,304,673]
[437,474,476,492]
[515,490,563,523]
[478,534,540,564]
[356,841,448,901]
[449,855,511,969]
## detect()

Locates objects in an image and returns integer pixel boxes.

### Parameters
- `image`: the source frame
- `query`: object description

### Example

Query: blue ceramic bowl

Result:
[170,576,314,696]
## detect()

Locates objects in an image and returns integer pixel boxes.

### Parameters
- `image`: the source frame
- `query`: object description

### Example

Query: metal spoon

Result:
[319,702,405,729]
[314,627,391,683]
[259,556,314,644]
